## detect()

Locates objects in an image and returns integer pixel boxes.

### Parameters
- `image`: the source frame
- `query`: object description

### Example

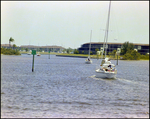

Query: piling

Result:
[32,54,35,72]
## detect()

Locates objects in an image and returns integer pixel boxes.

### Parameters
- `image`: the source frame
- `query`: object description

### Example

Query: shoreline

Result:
[56,55,87,58]
[1,53,149,60]
[55,54,149,60]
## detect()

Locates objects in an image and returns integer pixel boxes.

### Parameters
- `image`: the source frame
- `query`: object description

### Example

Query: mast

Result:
[104,1,111,58]
[88,30,92,58]
[101,1,111,58]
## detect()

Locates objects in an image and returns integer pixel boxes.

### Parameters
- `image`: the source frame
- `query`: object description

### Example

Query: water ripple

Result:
[1,55,149,118]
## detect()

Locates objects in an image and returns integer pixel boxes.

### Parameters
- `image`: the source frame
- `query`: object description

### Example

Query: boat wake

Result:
[89,75,98,79]
[117,78,137,84]
[116,78,147,87]
[89,75,116,80]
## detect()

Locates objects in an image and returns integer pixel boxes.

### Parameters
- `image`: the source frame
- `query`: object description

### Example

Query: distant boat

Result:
[85,30,92,64]
[27,52,31,55]
[37,53,41,56]
[95,1,117,79]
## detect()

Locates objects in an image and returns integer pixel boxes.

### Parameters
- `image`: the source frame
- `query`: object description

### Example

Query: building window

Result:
[138,46,141,50]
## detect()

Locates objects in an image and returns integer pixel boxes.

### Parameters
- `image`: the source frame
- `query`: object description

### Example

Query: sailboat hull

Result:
[95,69,117,79]
[85,60,92,64]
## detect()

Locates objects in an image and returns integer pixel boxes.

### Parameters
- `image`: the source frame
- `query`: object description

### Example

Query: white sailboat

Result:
[37,53,41,56]
[95,1,117,79]
[27,52,31,55]
[85,30,92,64]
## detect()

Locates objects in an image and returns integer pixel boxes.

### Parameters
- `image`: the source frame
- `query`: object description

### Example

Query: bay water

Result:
[1,54,149,118]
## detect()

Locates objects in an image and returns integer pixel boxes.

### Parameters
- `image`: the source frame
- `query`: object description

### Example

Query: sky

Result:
[1,1,149,49]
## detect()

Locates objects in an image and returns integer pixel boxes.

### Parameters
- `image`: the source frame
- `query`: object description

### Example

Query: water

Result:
[1,54,149,118]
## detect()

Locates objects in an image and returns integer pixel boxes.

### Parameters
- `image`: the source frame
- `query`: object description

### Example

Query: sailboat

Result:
[27,52,31,55]
[37,52,41,56]
[85,30,93,64]
[95,1,117,79]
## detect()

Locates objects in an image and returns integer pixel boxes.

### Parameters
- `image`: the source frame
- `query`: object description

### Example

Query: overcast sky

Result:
[1,1,149,49]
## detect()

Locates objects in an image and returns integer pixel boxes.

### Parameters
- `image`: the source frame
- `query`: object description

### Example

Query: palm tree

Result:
[9,37,14,48]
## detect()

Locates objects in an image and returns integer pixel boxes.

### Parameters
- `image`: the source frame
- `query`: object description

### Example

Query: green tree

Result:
[95,48,99,52]
[1,47,21,55]
[90,51,93,55]
[63,49,67,53]
[74,49,79,54]
[112,49,117,58]
[21,47,24,51]
[67,47,73,53]
[121,41,134,55]
[67,49,70,54]
[123,52,133,60]
[123,50,140,60]
[108,50,116,58]
[9,37,14,48]
[66,47,72,53]
[25,48,29,52]
[13,44,17,49]
[130,50,140,60]
[140,54,149,60]
[112,50,117,55]
[95,48,99,55]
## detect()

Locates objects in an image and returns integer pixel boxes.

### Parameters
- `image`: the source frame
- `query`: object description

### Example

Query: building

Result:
[77,42,149,55]
[1,44,13,48]
[1,44,65,53]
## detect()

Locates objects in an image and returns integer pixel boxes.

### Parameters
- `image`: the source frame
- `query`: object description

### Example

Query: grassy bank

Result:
[56,54,149,60]
[56,53,122,60]
[19,51,149,60]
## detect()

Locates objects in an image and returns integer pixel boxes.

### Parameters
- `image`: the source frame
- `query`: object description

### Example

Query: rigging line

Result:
[102,3,110,58]
[105,1,111,58]
[102,1,111,59]
[99,29,101,51]
[99,29,105,51]
[109,1,119,42]
[88,30,92,58]
[112,4,119,41]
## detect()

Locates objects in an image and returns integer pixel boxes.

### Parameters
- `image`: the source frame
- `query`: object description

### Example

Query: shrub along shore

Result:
[1,49,149,60]
[18,51,150,60]
[1,48,21,55]
[56,53,149,60]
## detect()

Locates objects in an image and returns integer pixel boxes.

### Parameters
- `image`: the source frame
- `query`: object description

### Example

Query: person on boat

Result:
[88,58,90,61]
[108,64,111,69]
